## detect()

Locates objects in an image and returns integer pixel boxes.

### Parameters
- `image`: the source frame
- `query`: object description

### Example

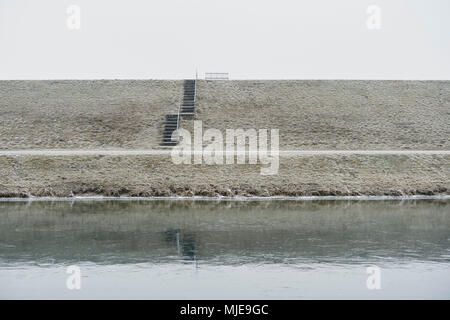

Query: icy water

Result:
[0,199,449,299]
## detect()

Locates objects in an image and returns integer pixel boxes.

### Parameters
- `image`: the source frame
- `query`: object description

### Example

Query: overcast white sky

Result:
[0,0,449,79]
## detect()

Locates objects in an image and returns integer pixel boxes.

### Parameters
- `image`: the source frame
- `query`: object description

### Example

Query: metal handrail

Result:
[176,102,181,130]
[194,78,197,104]
[175,103,181,141]
[205,72,229,80]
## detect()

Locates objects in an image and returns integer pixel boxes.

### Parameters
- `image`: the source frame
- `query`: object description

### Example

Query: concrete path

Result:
[0,149,449,156]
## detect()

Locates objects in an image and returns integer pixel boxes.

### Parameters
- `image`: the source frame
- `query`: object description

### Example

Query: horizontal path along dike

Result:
[0,80,449,197]
[0,150,449,156]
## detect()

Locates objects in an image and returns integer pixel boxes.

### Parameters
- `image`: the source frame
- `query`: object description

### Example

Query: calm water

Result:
[0,200,449,299]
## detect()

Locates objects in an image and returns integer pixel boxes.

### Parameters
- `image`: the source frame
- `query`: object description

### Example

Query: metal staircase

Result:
[160,79,197,146]
[160,113,180,147]
[180,79,196,117]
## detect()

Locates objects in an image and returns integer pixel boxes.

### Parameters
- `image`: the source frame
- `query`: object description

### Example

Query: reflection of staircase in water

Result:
[164,228,197,261]
[160,79,197,147]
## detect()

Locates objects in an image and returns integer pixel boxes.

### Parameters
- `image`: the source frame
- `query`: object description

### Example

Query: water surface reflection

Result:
[0,200,449,299]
